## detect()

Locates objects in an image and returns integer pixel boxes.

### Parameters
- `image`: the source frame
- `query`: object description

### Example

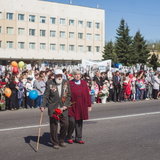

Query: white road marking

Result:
[0,123,49,132]
[1,111,160,132]
[86,111,160,121]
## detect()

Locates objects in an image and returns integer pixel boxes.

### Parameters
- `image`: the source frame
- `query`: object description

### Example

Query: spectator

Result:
[8,75,18,110]
[25,77,34,108]
[113,71,121,102]
[33,75,46,108]
[153,72,160,99]
[17,76,25,108]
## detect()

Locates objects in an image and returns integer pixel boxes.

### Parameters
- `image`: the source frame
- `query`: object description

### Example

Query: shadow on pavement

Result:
[24,132,52,152]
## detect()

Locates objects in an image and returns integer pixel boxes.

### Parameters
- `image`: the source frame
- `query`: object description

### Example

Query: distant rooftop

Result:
[40,0,103,10]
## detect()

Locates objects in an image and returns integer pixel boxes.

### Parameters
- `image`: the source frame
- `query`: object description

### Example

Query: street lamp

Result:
[152,44,155,54]
[69,0,72,4]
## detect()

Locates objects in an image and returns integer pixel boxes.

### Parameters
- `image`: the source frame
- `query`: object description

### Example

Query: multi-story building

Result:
[0,0,105,65]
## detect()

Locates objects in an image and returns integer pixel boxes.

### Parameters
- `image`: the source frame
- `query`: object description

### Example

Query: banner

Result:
[81,59,112,71]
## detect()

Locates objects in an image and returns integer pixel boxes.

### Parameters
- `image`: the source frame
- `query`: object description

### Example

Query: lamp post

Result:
[69,0,72,4]
[151,44,159,70]
[152,44,155,54]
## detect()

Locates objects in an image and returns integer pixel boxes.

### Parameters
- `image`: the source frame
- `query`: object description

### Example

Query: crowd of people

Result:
[0,65,160,111]
[0,64,160,149]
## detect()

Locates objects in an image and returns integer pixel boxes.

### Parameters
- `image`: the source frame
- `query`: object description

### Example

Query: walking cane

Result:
[36,111,44,151]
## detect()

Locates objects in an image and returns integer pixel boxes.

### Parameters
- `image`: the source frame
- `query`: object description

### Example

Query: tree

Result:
[149,53,160,70]
[102,41,117,64]
[114,19,133,66]
[132,31,150,64]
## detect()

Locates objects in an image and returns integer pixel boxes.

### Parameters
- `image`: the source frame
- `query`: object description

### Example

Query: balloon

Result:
[91,89,95,95]
[4,88,12,97]
[12,66,18,73]
[18,61,25,68]
[29,90,38,100]
[11,61,18,67]
[114,63,118,68]
[114,63,122,68]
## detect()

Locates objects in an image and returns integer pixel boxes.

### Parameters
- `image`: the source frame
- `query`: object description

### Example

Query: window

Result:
[78,45,84,52]
[0,26,2,33]
[60,31,65,38]
[87,46,92,52]
[78,33,83,39]
[87,21,92,28]
[18,28,25,35]
[95,46,100,52]
[50,30,56,37]
[60,18,65,25]
[29,15,35,22]
[95,34,100,41]
[78,20,83,27]
[50,17,56,24]
[0,12,2,19]
[60,44,65,51]
[7,27,14,34]
[86,33,92,40]
[29,42,35,49]
[69,32,74,38]
[18,42,25,49]
[40,43,46,50]
[95,22,100,29]
[29,29,35,36]
[0,41,2,48]
[40,30,46,37]
[6,13,13,20]
[69,19,74,26]
[7,41,13,48]
[69,45,75,51]
[50,44,56,51]
[40,16,46,23]
[18,14,24,21]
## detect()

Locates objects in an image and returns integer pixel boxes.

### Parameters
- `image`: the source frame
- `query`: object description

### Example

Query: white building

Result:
[0,0,105,64]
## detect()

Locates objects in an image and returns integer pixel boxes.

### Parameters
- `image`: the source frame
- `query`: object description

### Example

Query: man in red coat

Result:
[66,70,92,144]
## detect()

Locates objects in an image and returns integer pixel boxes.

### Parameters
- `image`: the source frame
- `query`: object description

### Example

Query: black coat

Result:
[113,75,121,88]
[8,81,18,109]
[93,76,103,90]
[42,79,71,117]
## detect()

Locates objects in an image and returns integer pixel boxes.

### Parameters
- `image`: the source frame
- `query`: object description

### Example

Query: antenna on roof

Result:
[97,4,99,8]
[69,0,72,4]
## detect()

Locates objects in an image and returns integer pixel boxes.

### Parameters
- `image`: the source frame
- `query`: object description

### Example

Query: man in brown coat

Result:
[40,69,71,149]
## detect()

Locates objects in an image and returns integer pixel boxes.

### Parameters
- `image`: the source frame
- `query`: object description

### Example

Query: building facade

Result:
[0,0,105,64]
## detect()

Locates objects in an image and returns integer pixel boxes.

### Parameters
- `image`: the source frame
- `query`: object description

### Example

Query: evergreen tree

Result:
[132,31,150,64]
[102,41,117,63]
[114,19,133,66]
[149,53,160,70]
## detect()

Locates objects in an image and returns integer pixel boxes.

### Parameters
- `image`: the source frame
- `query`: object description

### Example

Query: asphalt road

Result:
[0,100,160,160]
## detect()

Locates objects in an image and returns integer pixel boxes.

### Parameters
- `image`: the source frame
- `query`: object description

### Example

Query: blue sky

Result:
[46,0,160,42]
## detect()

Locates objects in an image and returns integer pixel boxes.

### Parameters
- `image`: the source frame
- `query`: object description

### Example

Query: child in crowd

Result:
[25,77,34,108]
[91,80,99,103]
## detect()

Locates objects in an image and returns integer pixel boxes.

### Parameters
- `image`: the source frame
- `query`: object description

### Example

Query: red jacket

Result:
[68,80,91,120]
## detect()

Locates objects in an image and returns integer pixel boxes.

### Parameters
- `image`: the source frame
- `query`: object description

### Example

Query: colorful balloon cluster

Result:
[11,61,25,74]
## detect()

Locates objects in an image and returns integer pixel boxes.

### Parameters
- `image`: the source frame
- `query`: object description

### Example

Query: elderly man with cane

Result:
[40,69,71,149]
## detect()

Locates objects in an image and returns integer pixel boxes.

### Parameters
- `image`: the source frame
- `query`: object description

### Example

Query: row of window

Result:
[0,41,100,52]
[0,12,100,29]
[0,27,101,41]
